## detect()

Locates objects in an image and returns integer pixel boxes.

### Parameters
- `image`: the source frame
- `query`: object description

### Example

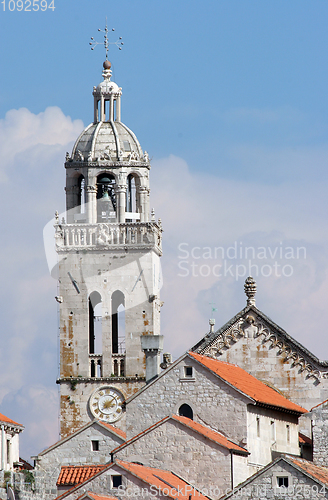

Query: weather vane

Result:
[209,302,218,315]
[89,19,124,59]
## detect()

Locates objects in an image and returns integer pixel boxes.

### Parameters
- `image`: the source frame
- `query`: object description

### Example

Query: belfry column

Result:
[138,187,149,223]
[116,184,127,223]
[86,185,97,223]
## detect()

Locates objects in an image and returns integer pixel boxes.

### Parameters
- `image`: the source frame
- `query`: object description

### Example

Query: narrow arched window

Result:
[111,291,125,354]
[126,174,137,213]
[89,292,102,354]
[179,404,193,420]
[97,174,116,222]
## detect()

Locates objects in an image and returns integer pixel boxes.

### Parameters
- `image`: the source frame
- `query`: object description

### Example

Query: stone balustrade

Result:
[55,222,162,252]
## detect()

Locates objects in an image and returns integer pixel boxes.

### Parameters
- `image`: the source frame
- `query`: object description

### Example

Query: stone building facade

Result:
[221,455,328,500]
[125,351,305,478]
[0,412,24,471]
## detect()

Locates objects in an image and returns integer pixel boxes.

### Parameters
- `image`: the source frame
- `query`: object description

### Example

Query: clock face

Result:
[89,386,124,423]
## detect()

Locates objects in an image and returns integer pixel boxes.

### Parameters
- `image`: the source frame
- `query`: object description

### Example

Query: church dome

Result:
[69,60,148,164]
[71,120,144,163]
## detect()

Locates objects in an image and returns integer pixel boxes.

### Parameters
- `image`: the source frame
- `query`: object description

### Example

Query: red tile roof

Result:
[0,412,23,427]
[100,422,126,439]
[188,352,307,414]
[57,465,107,486]
[299,432,312,445]
[116,459,210,500]
[54,460,211,500]
[171,415,248,453]
[288,456,328,484]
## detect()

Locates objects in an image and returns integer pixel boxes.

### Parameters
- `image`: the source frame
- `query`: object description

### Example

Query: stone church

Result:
[4,58,328,500]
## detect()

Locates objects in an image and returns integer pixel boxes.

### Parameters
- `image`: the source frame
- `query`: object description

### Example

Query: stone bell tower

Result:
[54,59,163,438]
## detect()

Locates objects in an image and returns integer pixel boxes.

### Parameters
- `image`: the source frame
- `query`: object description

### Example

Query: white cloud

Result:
[0,107,82,459]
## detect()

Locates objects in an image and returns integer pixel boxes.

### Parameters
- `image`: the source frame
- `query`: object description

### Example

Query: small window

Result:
[112,475,122,488]
[184,366,193,377]
[271,420,275,440]
[123,141,131,152]
[91,440,99,451]
[277,476,289,488]
[179,404,193,420]
[256,416,260,438]
[286,424,290,443]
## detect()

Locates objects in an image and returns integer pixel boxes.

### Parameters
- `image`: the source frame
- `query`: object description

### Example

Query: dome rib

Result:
[110,120,122,161]
[91,121,103,161]
[119,122,143,157]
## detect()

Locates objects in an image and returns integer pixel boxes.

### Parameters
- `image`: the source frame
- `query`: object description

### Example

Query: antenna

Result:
[89,18,124,59]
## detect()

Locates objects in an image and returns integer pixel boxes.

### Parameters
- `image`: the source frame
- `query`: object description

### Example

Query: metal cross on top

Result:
[89,19,124,59]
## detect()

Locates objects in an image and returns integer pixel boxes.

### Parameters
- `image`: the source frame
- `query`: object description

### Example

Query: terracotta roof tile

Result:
[188,352,307,414]
[99,422,126,439]
[288,456,328,484]
[57,465,107,486]
[299,432,312,445]
[0,412,23,427]
[116,459,210,500]
[171,415,248,453]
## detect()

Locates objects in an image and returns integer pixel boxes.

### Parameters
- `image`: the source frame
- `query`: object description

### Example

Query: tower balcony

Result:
[55,221,162,255]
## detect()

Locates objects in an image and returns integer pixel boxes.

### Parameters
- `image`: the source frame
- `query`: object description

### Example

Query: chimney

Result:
[140,335,164,383]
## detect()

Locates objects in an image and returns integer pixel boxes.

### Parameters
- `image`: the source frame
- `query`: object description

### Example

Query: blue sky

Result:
[0,0,328,459]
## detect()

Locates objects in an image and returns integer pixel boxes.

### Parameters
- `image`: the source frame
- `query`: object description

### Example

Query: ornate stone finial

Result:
[151,208,155,222]
[54,211,59,223]
[244,276,257,306]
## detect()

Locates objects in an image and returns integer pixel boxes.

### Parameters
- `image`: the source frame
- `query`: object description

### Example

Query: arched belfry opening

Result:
[111,291,125,354]
[89,291,102,378]
[126,174,137,213]
[126,174,141,222]
[179,404,193,420]
[97,174,116,222]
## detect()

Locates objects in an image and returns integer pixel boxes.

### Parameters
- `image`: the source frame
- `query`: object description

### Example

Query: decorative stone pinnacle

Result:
[244,276,256,306]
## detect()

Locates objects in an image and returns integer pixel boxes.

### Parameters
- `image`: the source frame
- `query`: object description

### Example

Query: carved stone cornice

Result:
[200,313,324,383]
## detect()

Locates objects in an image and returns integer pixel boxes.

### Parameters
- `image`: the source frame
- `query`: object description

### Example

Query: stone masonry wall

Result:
[126,355,249,445]
[224,460,328,499]
[115,417,246,493]
[23,423,125,500]
[312,405,328,467]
